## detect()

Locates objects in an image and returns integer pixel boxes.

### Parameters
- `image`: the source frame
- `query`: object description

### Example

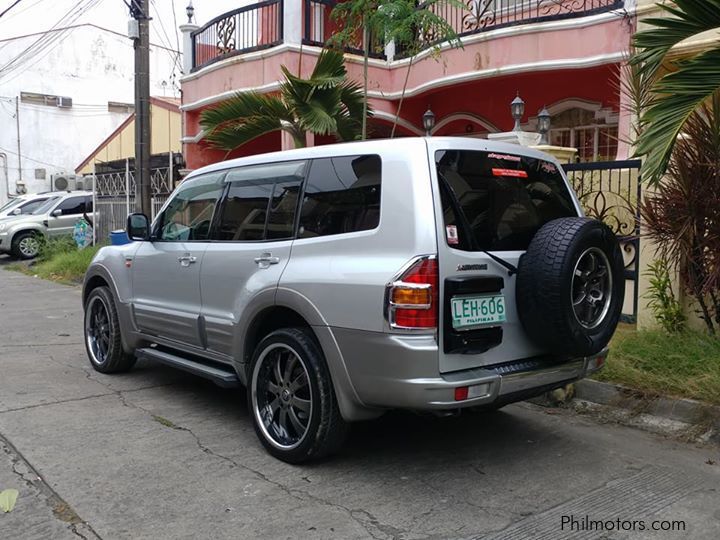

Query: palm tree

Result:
[200,49,367,152]
[631,0,720,185]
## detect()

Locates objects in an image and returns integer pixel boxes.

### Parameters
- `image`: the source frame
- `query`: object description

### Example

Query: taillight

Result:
[386,256,438,329]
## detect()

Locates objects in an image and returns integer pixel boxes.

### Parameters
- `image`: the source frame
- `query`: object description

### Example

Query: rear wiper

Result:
[481,249,518,276]
[438,173,518,277]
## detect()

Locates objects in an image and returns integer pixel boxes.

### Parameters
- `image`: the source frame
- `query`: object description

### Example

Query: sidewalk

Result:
[0,266,718,539]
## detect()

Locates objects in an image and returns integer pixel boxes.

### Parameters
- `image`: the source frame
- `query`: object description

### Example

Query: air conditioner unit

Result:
[51,173,82,191]
[57,96,73,108]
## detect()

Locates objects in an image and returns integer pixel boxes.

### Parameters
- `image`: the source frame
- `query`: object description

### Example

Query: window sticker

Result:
[541,162,558,174]
[488,153,521,162]
[446,224,459,245]
[492,168,529,178]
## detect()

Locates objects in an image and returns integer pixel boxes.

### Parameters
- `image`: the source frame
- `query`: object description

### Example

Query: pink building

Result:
[180,1,634,170]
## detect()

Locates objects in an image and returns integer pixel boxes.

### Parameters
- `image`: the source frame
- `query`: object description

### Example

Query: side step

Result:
[136,347,240,388]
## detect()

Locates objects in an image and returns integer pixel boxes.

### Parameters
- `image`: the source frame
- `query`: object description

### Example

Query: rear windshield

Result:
[435,150,577,251]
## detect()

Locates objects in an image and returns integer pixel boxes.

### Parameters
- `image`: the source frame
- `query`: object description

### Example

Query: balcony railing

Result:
[304,0,623,60]
[303,0,385,59]
[427,0,624,42]
[190,0,624,71]
[191,0,283,72]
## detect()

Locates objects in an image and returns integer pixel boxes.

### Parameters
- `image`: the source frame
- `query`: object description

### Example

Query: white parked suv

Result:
[82,138,623,462]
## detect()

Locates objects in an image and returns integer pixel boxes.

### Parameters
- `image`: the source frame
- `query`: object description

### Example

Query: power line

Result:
[0,0,24,19]
[0,144,69,170]
[0,0,104,81]
[0,0,41,21]
[149,0,182,91]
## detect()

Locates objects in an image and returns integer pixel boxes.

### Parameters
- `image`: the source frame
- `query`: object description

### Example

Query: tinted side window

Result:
[85,197,93,212]
[214,161,305,242]
[216,182,273,241]
[159,173,224,241]
[299,155,381,238]
[18,198,50,214]
[56,196,86,215]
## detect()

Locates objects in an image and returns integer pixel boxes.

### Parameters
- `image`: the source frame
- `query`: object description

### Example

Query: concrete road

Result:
[0,263,718,540]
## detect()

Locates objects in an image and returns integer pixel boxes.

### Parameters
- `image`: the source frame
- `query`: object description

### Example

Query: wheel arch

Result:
[243,292,382,422]
[9,226,44,245]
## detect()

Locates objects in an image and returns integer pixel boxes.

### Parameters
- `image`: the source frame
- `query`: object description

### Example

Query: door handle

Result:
[178,254,197,267]
[254,253,280,268]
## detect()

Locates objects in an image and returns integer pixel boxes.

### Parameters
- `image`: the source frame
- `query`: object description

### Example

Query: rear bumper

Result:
[332,327,606,411]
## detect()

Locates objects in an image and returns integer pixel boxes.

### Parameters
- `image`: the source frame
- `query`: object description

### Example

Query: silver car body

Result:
[84,138,606,421]
[0,191,95,254]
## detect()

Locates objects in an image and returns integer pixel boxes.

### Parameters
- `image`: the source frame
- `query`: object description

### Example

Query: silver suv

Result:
[83,138,623,463]
[0,191,94,259]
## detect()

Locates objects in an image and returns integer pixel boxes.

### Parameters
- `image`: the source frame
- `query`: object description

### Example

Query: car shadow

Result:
[133,361,569,469]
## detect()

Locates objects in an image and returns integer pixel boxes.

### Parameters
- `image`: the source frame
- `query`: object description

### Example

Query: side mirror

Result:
[51,209,62,217]
[11,208,21,215]
[127,213,151,241]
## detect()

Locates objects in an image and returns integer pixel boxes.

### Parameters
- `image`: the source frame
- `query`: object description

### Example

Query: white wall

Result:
[0,0,254,204]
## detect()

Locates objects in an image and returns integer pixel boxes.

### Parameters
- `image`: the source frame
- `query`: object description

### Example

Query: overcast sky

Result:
[0,0,253,50]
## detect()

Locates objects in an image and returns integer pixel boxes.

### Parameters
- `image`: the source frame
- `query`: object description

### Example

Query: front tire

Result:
[84,286,136,373]
[248,328,348,463]
[11,232,41,260]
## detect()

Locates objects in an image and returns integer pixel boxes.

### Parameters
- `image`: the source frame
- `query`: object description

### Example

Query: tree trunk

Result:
[391,55,414,139]
[362,22,369,140]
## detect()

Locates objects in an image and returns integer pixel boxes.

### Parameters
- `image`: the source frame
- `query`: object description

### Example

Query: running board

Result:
[135,348,240,388]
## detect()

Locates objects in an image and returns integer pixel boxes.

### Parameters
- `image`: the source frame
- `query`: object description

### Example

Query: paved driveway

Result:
[0,263,718,539]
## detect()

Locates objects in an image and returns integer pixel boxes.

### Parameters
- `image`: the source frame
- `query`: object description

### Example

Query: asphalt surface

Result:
[0,255,718,539]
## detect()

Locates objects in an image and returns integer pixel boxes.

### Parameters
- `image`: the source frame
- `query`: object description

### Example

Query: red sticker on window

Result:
[492,168,528,178]
[446,225,459,245]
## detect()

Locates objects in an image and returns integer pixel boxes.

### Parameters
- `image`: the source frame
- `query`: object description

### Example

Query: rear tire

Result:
[84,286,136,373]
[248,328,348,463]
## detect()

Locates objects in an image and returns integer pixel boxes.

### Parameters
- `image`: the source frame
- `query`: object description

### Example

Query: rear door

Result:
[430,143,581,373]
[199,161,306,359]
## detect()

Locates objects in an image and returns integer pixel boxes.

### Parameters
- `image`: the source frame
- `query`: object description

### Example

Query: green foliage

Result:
[630,0,720,185]
[597,327,720,405]
[330,0,462,55]
[10,241,104,284]
[37,236,78,263]
[329,0,464,138]
[644,259,686,334]
[640,97,720,334]
[200,49,366,151]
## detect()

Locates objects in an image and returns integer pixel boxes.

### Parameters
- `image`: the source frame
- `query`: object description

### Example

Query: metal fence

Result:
[564,159,641,323]
[93,159,174,243]
[191,0,284,72]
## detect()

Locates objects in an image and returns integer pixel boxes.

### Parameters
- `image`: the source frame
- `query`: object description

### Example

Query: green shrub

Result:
[644,258,686,333]
[31,244,102,284]
[37,236,78,263]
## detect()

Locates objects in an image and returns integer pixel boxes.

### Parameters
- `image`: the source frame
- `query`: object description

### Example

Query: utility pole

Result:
[131,0,152,215]
[15,96,22,191]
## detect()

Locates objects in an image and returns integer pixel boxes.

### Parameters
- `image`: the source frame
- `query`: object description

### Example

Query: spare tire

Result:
[516,217,624,357]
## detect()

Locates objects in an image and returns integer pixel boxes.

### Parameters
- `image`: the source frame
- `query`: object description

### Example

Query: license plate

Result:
[451,295,506,330]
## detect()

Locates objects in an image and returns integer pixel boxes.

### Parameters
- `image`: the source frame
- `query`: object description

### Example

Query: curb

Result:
[533,379,720,443]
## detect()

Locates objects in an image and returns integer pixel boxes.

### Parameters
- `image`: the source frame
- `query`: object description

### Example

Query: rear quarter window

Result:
[435,150,577,251]
[298,155,381,238]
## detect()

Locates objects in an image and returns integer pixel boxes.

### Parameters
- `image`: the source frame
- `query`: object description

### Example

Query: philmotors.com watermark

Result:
[561,515,686,533]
